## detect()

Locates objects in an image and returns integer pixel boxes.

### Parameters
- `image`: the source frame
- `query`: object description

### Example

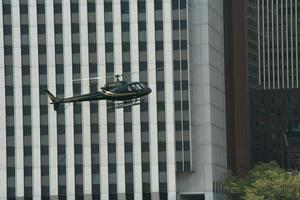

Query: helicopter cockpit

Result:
[127,82,147,91]
[101,80,127,91]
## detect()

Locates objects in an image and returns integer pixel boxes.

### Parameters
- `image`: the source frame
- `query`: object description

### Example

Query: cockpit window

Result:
[139,83,145,89]
[136,84,142,90]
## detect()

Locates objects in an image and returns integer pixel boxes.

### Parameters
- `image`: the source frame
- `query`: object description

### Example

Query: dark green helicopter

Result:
[45,74,152,111]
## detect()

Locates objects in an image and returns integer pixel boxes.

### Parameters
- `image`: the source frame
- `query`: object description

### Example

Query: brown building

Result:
[224,0,251,176]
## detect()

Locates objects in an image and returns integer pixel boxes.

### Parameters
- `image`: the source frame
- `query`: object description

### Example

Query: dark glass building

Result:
[250,89,300,169]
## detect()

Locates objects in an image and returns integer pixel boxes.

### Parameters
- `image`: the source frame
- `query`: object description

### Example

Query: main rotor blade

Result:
[72,67,165,82]
[72,77,103,82]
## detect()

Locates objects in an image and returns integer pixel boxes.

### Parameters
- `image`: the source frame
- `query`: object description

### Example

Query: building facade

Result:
[250,89,300,169]
[0,0,226,199]
[257,0,300,89]
[247,0,258,89]
[285,126,300,171]
[249,0,300,169]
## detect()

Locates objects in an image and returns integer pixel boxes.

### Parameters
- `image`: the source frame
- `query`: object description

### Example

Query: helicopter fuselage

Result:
[45,81,152,111]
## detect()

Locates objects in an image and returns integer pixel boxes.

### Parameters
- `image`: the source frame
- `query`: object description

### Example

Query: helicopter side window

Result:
[132,84,138,90]
[139,83,145,89]
[136,84,142,90]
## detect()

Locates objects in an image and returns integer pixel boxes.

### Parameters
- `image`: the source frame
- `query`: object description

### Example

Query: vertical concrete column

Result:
[45,0,58,197]
[28,0,41,198]
[11,0,24,197]
[96,1,109,199]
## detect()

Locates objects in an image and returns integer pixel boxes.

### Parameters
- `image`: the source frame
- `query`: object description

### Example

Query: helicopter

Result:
[45,74,152,111]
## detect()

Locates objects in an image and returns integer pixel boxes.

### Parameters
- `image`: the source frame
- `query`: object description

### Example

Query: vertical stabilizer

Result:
[44,89,60,111]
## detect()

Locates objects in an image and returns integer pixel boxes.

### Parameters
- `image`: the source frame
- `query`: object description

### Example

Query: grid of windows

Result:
[258,0,300,89]
[121,1,134,199]
[137,1,151,199]
[172,0,191,172]
[19,0,32,198]
[70,0,83,198]
[87,0,101,198]
[104,1,117,199]
[248,0,259,89]
[250,90,300,169]
[0,1,204,199]
[37,0,50,198]
[53,0,66,198]
[154,0,168,198]
[3,0,15,198]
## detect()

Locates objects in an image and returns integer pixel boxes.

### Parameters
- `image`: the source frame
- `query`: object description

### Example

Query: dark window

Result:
[21,45,30,55]
[104,2,112,12]
[21,25,29,35]
[71,23,79,33]
[138,22,146,31]
[180,20,187,29]
[173,20,179,30]
[87,2,95,12]
[54,3,62,13]
[3,4,11,15]
[4,25,12,35]
[37,4,45,14]
[38,45,46,55]
[155,21,163,30]
[155,41,163,51]
[121,1,129,14]
[108,164,116,173]
[88,23,96,33]
[155,1,162,10]
[55,44,63,54]
[89,43,97,53]
[4,45,12,55]
[138,1,146,13]
[122,22,130,32]
[20,4,28,14]
[105,43,113,52]
[71,3,78,13]
[55,24,62,33]
[172,0,179,9]
[38,24,46,34]
[122,42,130,52]
[72,43,80,53]
[105,22,113,32]
[139,42,147,51]
[180,0,187,9]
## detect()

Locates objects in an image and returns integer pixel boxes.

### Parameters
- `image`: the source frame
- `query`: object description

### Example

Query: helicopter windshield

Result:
[139,83,146,89]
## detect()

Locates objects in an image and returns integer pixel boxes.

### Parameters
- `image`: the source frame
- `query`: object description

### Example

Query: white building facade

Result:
[0,0,226,199]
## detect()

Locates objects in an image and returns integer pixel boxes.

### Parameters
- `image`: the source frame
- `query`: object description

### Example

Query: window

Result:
[136,84,142,90]
[37,4,45,14]
[54,3,62,13]
[21,25,29,35]
[20,4,28,14]
[104,2,112,12]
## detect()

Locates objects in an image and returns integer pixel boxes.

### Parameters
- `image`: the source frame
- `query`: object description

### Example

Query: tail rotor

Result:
[45,89,60,111]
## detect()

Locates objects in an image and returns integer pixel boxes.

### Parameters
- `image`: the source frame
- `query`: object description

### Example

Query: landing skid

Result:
[108,99,143,109]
